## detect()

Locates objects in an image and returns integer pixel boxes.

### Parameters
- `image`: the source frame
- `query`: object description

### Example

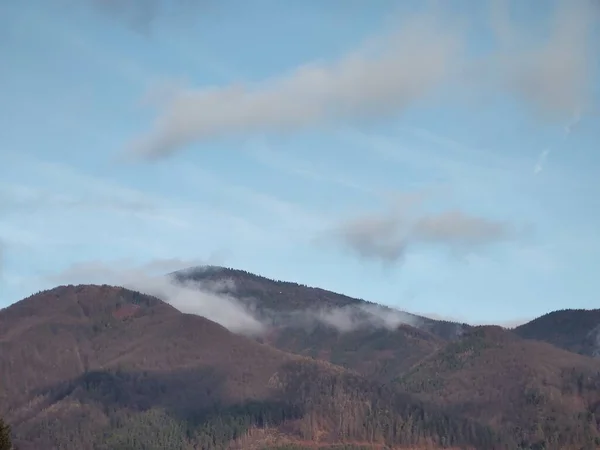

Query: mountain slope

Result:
[395,326,600,450]
[514,309,600,358]
[174,266,469,340]
[1,285,505,450]
[174,266,468,381]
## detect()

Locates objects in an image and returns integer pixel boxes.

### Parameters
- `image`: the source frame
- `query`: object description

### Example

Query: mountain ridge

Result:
[514,308,600,358]
[1,284,508,450]
[3,269,600,449]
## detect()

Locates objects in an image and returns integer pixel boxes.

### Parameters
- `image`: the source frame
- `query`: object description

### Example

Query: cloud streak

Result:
[124,0,598,160]
[45,259,433,335]
[85,0,211,34]
[534,110,582,174]
[46,258,266,335]
[487,0,598,118]
[291,303,421,333]
[126,12,464,159]
[326,196,515,264]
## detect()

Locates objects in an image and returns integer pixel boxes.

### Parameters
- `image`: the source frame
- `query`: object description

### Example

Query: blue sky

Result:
[1,0,599,325]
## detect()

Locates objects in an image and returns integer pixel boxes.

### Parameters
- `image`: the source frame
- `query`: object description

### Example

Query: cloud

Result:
[533,110,582,174]
[246,137,378,196]
[2,153,309,253]
[327,196,515,264]
[46,258,534,334]
[0,182,154,216]
[122,0,598,160]
[46,258,265,335]
[486,0,598,118]
[85,0,211,34]
[533,149,550,175]
[177,164,329,234]
[306,303,420,333]
[125,12,464,159]
[45,257,207,283]
[44,258,423,335]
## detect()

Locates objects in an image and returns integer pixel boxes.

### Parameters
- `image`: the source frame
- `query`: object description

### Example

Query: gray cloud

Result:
[125,13,464,159]
[328,197,515,264]
[124,1,598,160]
[485,0,598,118]
[86,0,211,34]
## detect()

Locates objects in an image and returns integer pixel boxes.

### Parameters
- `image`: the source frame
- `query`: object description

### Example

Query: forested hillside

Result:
[1,285,506,450]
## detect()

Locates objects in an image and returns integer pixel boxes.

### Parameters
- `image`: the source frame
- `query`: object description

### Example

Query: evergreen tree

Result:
[0,417,11,450]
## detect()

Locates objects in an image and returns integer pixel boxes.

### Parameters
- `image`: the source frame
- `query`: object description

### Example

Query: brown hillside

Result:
[174,266,469,341]
[174,266,466,381]
[395,326,600,449]
[1,285,505,450]
[261,323,445,382]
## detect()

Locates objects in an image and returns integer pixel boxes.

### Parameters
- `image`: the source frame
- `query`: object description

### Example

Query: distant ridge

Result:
[514,308,600,358]
[1,284,508,450]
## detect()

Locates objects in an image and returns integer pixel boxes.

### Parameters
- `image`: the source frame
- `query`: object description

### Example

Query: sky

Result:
[1,0,599,326]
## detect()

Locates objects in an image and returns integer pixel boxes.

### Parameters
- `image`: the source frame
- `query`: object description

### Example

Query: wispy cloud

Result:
[533,110,582,174]
[246,137,379,196]
[0,156,188,229]
[337,126,528,198]
[533,149,550,175]
[45,258,265,335]
[324,195,516,264]
[44,258,425,335]
[0,182,154,215]
[0,154,286,259]
[23,6,156,87]
[295,303,421,332]
[125,12,464,159]
[83,0,213,35]
[486,0,598,118]
[123,1,598,160]
[177,164,329,234]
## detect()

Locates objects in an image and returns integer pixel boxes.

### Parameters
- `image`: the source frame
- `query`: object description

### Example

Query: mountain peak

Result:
[0,284,176,328]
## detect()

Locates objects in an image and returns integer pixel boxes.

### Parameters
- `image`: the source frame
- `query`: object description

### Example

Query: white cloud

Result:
[311,303,420,332]
[486,0,598,118]
[123,1,598,160]
[44,258,426,335]
[45,258,266,335]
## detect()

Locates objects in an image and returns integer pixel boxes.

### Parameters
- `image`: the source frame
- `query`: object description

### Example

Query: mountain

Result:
[1,285,505,450]
[3,270,600,449]
[175,266,469,341]
[514,309,600,358]
[395,325,600,450]
[172,267,600,447]
[174,266,468,382]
